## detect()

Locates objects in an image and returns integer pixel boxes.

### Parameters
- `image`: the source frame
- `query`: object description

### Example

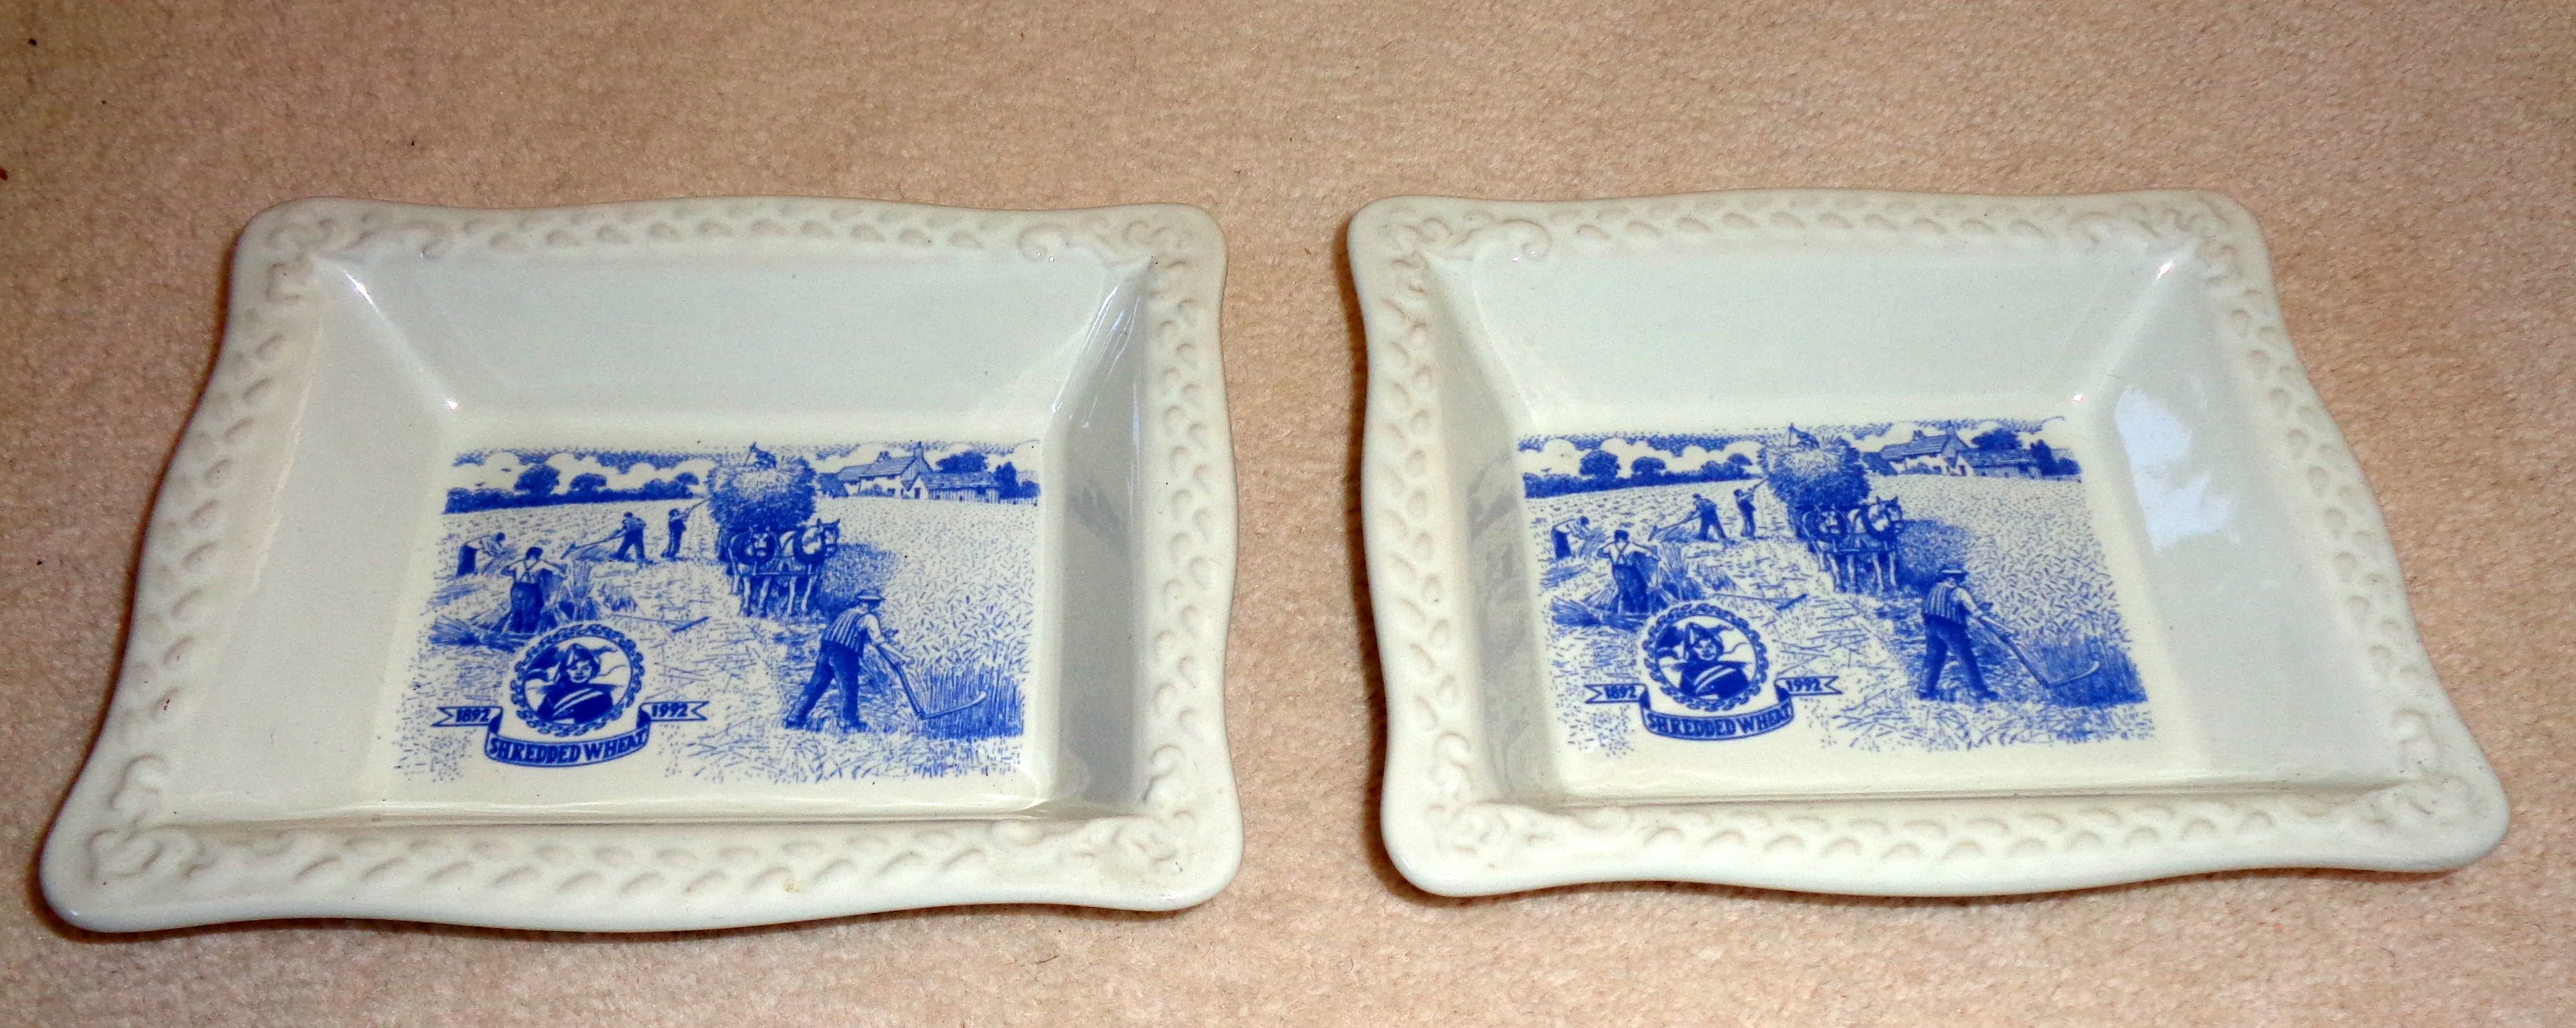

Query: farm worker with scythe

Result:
[788,589,913,731]
[1550,515,1592,559]
[561,522,636,561]
[1918,565,2002,702]
[1692,493,1728,542]
[455,531,507,576]
[611,511,651,562]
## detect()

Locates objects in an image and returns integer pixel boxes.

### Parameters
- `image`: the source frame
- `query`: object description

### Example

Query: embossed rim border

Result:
[43,196,1240,931]
[1353,189,2507,897]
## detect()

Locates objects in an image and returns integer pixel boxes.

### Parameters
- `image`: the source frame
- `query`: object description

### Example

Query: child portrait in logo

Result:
[1642,603,1770,713]
[510,624,644,737]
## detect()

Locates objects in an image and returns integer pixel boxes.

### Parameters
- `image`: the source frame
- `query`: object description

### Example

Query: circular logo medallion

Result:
[510,623,644,737]
[1638,602,1770,713]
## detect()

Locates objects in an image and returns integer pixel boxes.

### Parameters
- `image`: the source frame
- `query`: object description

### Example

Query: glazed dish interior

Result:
[1421,239,2408,808]
[155,240,1162,825]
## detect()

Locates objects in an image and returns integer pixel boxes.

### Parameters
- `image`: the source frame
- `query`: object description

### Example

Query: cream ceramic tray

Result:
[44,197,1241,930]
[1354,189,2505,897]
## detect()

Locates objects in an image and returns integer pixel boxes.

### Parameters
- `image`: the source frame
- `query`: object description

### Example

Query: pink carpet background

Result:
[3,2,2569,1023]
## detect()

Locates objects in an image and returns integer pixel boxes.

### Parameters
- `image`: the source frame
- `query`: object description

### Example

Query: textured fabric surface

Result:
[4,1,2571,1023]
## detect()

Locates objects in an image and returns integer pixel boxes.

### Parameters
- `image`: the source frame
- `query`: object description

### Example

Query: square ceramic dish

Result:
[1354,189,2505,897]
[44,197,1240,930]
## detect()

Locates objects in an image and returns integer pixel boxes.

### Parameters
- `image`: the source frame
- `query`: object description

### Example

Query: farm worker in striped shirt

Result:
[789,589,910,731]
[1918,565,1999,701]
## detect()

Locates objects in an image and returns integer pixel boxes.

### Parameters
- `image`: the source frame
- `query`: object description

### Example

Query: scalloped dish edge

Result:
[43,196,1242,931]
[1354,188,2506,897]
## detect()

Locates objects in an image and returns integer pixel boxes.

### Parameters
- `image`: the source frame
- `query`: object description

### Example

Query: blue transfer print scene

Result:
[1523,419,2149,755]
[398,440,1039,782]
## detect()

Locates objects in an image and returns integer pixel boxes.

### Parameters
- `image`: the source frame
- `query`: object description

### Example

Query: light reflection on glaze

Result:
[2114,388,2236,549]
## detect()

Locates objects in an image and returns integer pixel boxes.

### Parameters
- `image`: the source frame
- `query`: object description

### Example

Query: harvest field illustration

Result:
[393,440,1040,783]
[1523,420,2150,755]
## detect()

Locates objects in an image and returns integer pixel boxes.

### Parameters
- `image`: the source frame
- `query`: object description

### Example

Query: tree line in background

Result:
[444,446,1042,515]
[444,461,701,514]
[1522,447,1759,498]
[1525,425,2080,501]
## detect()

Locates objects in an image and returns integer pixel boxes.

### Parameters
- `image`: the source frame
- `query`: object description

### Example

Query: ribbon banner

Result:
[1585,676,1841,741]
[435,701,708,767]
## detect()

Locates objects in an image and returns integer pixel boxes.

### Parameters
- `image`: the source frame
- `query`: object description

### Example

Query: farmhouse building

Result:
[836,450,937,497]
[1870,429,2053,478]
[1959,448,2043,477]
[1875,431,1970,475]
[832,448,1007,501]
[922,471,1002,501]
